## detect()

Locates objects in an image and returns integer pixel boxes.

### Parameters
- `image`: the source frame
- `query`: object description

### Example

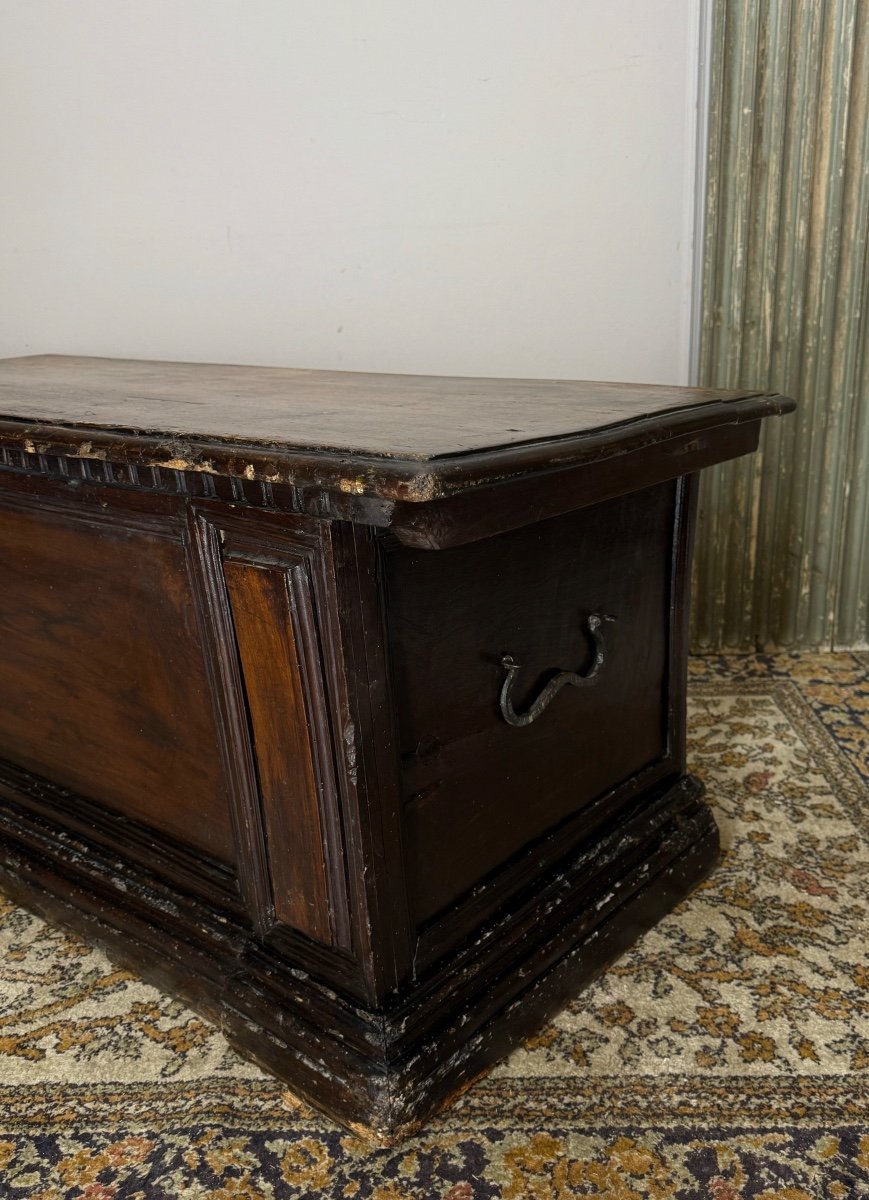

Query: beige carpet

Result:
[0,653,867,1198]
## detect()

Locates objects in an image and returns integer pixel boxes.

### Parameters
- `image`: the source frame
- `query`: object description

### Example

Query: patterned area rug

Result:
[0,653,867,1198]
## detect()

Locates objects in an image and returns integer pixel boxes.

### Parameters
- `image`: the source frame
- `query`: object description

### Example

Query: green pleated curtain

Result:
[693,0,869,650]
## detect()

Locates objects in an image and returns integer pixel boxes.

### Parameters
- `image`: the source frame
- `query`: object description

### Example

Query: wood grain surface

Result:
[0,493,236,860]
[0,354,794,1137]
[0,357,794,506]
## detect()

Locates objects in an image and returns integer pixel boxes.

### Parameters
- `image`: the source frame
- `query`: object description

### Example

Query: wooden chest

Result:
[0,356,793,1138]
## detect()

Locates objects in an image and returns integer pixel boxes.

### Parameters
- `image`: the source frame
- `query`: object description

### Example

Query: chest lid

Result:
[0,355,793,503]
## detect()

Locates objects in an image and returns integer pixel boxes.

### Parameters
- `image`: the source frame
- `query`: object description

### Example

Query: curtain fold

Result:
[693,0,869,650]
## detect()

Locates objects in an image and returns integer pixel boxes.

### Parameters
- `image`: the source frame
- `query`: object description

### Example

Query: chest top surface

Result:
[0,355,793,501]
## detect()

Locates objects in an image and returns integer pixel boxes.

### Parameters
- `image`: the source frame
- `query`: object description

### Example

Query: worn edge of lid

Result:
[0,392,796,503]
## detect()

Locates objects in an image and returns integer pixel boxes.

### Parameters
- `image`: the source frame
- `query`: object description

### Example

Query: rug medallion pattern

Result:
[0,653,867,1197]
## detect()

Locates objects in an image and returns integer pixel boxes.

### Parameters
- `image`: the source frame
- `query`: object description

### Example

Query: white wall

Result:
[0,1,703,383]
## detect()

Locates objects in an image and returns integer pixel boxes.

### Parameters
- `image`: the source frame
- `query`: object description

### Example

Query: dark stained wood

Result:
[0,757,243,912]
[193,505,354,952]
[223,561,333,943]
[388,484,675,924]
[0,356,795,1139]
[0,354,789,459]
[327,522,416,998]
[185,507,278,937]
[0,766,718,1139]
[389,418,762,549]
[0,490,235,860]
[0,355,795,502]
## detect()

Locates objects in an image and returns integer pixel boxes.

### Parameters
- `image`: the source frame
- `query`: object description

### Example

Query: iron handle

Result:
[499,613,615,728]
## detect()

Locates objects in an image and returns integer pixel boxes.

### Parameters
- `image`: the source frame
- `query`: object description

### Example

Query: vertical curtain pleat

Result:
[693,0,869,650]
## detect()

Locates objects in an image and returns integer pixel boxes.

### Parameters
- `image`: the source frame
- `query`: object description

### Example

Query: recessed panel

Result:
[222,557,333,944]
[387,483,676,923]
[0,499,235,860]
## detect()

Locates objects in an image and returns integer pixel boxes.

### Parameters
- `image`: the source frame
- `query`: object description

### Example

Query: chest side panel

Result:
[385,482,677,927]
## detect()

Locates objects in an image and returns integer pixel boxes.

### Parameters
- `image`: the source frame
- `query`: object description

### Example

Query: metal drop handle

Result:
[499,613,615,728]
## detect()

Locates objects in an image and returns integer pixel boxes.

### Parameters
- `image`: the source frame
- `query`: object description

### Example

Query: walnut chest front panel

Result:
[0,479,352,953]
[0,488,236,861]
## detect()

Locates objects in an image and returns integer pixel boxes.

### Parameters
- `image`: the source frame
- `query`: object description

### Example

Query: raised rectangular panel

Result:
[0,493,236,861]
